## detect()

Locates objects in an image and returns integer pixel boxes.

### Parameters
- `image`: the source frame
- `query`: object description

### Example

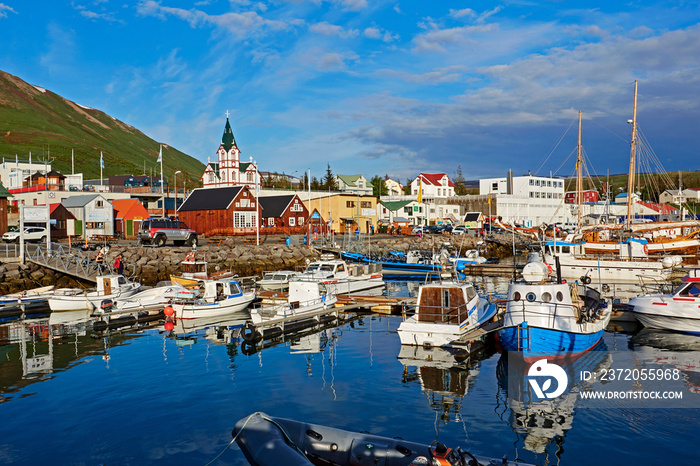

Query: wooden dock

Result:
[257,290,415,316]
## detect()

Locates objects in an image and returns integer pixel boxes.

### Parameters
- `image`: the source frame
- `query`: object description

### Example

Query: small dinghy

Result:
[232,412,534,466]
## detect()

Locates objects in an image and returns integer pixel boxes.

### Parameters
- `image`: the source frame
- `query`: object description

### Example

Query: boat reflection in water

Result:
[630,328,700,393]
[496,343,612,457]
[398,345,489,425]
[164,313,248,347]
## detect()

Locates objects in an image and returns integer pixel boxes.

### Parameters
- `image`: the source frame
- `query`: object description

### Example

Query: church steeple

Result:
[222,117,236,153]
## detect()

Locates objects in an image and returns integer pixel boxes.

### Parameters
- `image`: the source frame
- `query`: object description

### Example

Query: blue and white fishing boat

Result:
[340,249,446,278]
[497,261,611,359]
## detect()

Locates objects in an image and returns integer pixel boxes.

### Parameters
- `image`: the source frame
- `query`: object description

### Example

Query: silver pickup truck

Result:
[138,218,198,247]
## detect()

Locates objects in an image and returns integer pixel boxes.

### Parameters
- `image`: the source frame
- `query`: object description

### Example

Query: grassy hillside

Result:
[0,70,204,184]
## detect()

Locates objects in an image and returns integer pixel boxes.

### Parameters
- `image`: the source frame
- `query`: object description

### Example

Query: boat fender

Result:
[164,305,175,317]
[241,323,262,342]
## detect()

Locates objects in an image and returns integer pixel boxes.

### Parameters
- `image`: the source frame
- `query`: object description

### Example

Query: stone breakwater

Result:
[0,234,503,293]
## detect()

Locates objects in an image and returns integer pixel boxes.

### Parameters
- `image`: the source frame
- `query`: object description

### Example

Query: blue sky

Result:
[1,1,700,185]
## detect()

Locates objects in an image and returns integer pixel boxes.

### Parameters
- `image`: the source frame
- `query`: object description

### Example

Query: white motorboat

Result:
[96,281,196,315]
[257,270,299,291]
[628,269,700,334]
[47,275,142,312]
[169,278,255,319]
[297,255,384,295]
[397,279,497,347]
[249,280,338,325]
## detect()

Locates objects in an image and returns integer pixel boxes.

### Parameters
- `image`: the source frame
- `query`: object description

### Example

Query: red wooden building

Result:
[112,199,149,238]
[177,186,258,236]
[565,190,599,204]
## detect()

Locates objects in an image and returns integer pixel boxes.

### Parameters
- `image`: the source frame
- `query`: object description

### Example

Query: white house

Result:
[384,178,403,196]
[62,194,114,238]
[334,174,373,195]
[410,173,455,200]
[479,173,568,227]
[377,200,424,225]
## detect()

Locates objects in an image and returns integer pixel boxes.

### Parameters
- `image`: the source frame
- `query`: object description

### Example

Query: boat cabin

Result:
[201,280,244,302]
[416,283,477,324]
[181,260,207,279]
[96,275,129,295]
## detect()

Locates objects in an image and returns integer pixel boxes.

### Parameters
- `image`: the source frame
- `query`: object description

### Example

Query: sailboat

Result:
[570,81,700,255]
[540,108,684,283]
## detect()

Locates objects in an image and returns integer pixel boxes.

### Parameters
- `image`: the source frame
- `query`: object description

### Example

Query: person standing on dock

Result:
[113,254,124,275]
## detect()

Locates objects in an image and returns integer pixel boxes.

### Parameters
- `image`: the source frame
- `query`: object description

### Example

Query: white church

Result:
[201,114,261,190]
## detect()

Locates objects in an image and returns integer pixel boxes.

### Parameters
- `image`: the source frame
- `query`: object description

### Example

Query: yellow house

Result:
[303,193,377,234]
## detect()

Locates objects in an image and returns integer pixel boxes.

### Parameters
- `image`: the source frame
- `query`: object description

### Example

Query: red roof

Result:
[638,200,678,215]
[418,173,454,187]
[112,199,149,220]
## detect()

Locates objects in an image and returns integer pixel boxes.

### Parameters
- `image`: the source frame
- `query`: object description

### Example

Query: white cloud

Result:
[450,8,475,19]
[0,3,17,18]
[136,0,290,38]
[377,65,465,84]
[310,21,359,38]
[412,24,497,53]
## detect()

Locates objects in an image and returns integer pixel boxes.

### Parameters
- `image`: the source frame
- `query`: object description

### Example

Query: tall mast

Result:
[625,80,638,230]
[576,110,582,229]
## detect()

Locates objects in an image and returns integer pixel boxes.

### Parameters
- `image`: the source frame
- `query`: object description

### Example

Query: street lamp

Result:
[174,170,181,218]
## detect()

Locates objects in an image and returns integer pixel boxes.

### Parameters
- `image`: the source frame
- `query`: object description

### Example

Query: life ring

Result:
[185,253,195,262]
[546,263,553,275]
[598,231,604,240]
[643,244,649,254]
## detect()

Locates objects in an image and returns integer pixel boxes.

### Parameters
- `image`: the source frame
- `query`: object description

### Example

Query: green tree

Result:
[404,178,413,195]
[323,163,338,191]
[311,176,322,190]
[370,175,387,197]
[454,166,467,195]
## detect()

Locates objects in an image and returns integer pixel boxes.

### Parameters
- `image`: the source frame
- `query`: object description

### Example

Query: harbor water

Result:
[0,277,698,465]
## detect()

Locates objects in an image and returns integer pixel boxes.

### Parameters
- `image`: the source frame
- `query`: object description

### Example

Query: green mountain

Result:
[0,70,204,184]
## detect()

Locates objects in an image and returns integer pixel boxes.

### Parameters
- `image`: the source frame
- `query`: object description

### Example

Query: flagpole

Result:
[100,152,103,186]
[159,145,165,217]
[72,149,74,174]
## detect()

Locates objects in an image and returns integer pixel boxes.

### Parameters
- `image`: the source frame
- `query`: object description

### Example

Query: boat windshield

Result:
[262,274,275,280]
[677,282,700,297]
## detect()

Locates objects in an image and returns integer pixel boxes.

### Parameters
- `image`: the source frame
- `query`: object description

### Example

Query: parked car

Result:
[424,225,442,234]
[440,224,453,234]
[2,226,48,243]
[138,217,198,247]
[411,226,424,235]
[451,225,466,235]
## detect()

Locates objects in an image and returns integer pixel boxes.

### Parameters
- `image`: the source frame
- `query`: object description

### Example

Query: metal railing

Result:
[24,243,139,283]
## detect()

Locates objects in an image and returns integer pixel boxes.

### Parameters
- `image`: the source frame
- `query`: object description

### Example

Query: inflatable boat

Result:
[232,412,534,466]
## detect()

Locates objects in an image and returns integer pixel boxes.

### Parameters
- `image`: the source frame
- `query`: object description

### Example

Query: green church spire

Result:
[222,117,237,152]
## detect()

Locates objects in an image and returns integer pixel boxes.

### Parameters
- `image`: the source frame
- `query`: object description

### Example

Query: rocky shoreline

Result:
[0,234,508,293]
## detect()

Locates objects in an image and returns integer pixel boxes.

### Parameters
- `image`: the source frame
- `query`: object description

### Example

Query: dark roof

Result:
[109,175,133,185]
[46,170,65,179]
[222,118,237,152]
[179,186,243,211]
[259,195,296,218]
